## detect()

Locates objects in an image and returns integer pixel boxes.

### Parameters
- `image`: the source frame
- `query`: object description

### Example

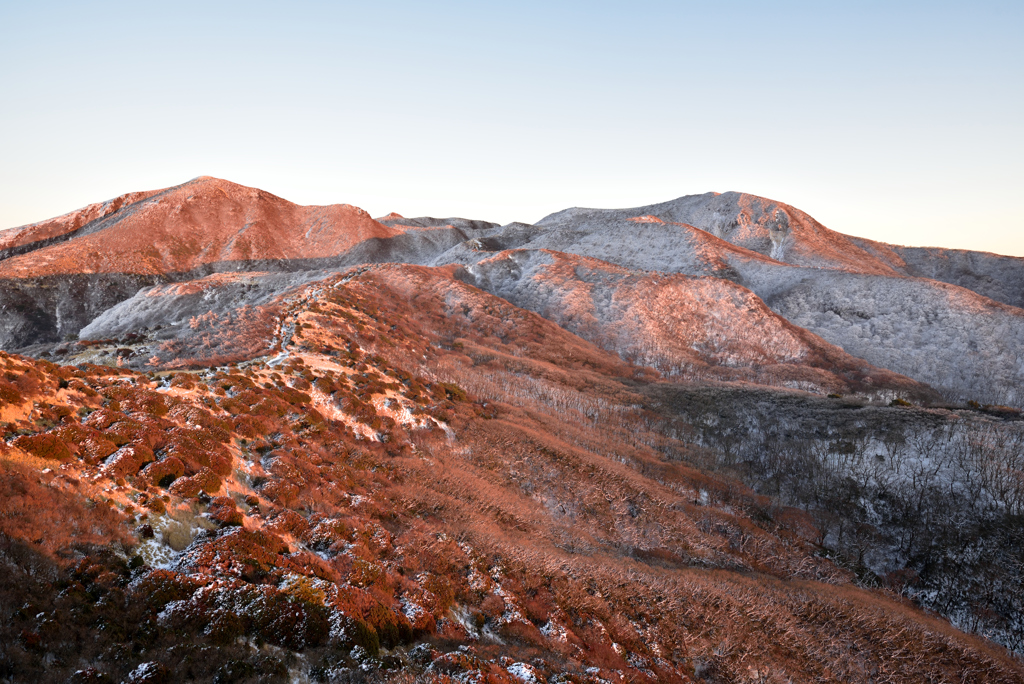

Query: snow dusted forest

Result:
[652,386,1024,649]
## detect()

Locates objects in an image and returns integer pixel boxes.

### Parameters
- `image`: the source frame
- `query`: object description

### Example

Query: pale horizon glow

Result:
[1,1,1022,257]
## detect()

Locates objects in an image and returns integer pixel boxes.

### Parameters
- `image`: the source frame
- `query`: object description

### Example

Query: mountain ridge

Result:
[3,178,1024,682]
[4,177,1023,406]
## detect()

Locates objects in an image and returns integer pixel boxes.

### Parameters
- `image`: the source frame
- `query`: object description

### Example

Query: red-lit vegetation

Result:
[0,177,402,279]
[1,269,1022,683]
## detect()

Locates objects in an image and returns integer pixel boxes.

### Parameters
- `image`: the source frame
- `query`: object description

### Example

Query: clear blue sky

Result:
[2,1,1022,255]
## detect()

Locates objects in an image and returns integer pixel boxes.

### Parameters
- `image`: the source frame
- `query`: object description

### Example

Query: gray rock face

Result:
[0,273,164,349]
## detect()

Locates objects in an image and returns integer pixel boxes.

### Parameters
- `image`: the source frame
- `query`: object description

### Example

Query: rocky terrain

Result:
[1,177,1023,683]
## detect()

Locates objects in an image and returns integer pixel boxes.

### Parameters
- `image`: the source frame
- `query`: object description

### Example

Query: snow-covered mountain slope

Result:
[762,269,1024,405]
[79,255,935,401]
[433,210,773,279]
[461,249,937,401]
[535,191,905,274]
[848,237,1024,309]
[440,197,1024,406]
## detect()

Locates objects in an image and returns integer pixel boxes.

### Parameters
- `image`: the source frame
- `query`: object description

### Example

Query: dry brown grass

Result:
[0,271,1020,682]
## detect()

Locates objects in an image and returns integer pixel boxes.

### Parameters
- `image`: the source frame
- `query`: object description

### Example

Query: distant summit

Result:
[0,176,399,278]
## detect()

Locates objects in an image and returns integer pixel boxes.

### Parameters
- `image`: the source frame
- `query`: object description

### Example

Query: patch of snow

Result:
[506,661,542,683]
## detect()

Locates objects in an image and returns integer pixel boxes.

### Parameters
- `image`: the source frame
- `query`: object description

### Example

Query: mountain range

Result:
[1,177,1023,683]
